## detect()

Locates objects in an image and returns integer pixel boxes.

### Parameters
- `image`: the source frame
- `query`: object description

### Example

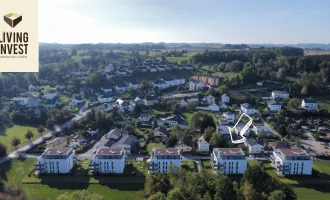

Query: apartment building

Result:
[192,75,220,86]
[271,148,312,176]
[271,91,290,99]
[35,148,76,174]
[148,148,181,174]
[90,147,125,174]
[211,148,247,174]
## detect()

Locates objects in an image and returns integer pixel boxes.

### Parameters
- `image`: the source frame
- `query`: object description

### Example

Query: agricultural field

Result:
[0,125,48,153]
[304,50,330,56]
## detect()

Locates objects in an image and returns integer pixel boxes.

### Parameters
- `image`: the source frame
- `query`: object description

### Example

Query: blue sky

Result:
[39,0,330,44]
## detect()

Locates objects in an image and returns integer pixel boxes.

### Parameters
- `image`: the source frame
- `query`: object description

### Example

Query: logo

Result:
[3,13,22,28]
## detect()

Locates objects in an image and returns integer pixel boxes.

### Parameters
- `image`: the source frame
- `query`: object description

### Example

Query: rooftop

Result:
[268,141,289,150]
[95,147,123,155]
[42,148,72,156]
[303,99,317,104]
[277,148,309,156]
[214,148,244,156]
[153,148,180,155]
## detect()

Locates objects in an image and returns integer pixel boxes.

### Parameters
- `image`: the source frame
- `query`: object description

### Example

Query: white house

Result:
[221,93,230,104]
[139,113,151,122]
[144,97,159,106]
[256,81,263,86]
[147,148,181,174]
[35,148,76,174]
[211,148,247,174]
[208,103,220,112]
[301,99,318,111]
[203,95,215,104]
[271,148,312,176]
[267,100,282,112]
[175,140,192,153]
[271,91,290,99]
[116,84,127,92]
[28,84,36,91]
[116,70,128,76]
[98,95,113,103]
[101,87,113,94]
[86,128,99,136]
[179,99,188,107]
[70,96,84,105]
[222,112,235,124]
[158,115,189,129]
[252,124,270,135]
[244,138,264,154]
[197,136,209,152]
[153,127,169,139]
[45,99,60,109]
[43,92,57,100]
[106,128,128,141]
[189,81,204,91]
[90,147,125,174]
[55,84,66,90]
[240,103,256,116]
[102,64,115,73]
[128,81,140,89]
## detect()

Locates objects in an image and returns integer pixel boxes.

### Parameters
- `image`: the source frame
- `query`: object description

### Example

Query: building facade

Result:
[90,147,125,174]
[148,148,181,174]
[211,148,247,174]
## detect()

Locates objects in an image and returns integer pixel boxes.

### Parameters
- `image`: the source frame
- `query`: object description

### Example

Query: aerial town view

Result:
[0,0,330,200]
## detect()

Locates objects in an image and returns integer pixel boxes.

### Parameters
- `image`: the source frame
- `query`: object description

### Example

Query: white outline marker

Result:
[229,113,253,144]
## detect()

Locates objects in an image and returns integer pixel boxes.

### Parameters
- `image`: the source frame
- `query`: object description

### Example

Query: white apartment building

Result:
[221,93,230,104]
[301,99,318,111]
[271,148,312,176]
[197,136,209,152]
[211,148,247,174]
[271,91,290,99]
[240,103,256,116]
[148,148,181,174]
[90,147,125,174]
[35,148,76,174]
[189,81,204,91]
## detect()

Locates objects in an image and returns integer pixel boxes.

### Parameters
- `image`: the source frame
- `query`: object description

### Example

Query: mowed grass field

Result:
[0,125,47,153]
[261,161,330,200]
[0,159,143,200]
[147,143,165,152]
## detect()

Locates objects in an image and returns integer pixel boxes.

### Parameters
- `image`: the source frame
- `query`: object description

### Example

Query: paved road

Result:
[256,112,282,138]
[302,127,316,141]
[0,109,91,165]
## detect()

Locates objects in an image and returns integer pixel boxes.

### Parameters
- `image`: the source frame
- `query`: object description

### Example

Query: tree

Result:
[301,86,308,95]
[218,85,229,95]
[210,132,224,147]
[214,175,237,200]
[37,125,45,137]
[56,190,104,200]
[241,165,266,193]
[0,142,7,157]
[11,137,21,152]
[200,114,216,134]
[167,135,178,147]
[171,103,181,114]
[189,112,201,131]
[204,127,215,142]
[288,98,300,109]
[276,67,286,80]
[268,190,286,200]
[241,183,258,200]
[25,130,34,143]
[148,192,166,200]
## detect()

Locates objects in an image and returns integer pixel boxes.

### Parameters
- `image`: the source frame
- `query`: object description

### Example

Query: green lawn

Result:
[248,160,258,167]
[313,161,330,174]
[182,160,195,172]
[147,143,165,153]
[58,94,71,103]
[201,160,212,171]
[40,85,56,92]
[182,112,193,124]
[71,55,91,62]
[197,66,239,79]
[0,125,48,153]
[0,158,144,200]
[314,95,330,112]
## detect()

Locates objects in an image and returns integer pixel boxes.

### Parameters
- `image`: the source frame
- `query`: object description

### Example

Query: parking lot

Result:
[300,139,330,156]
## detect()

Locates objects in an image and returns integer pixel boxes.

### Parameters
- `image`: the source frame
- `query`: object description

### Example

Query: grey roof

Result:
[245,138,262,146]
[303,99,317,104]
[112,135,137,148]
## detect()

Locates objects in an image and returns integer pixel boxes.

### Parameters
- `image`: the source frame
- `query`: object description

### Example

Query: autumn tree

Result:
[25,130,34,143]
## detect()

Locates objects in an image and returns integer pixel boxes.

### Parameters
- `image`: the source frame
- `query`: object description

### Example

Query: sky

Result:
[39,0,330,44]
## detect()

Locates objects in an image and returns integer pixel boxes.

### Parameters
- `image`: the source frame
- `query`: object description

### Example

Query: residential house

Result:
[233,123,251,137]
[144,96,159,106]
[147,148,181,174]
[86,128,100,136]
[271,148,312,176]
[98,95,114,103]
[153,127,169,139]
[34,109,41,118]
[90,147,125,174]
[244,138,264,154]
[179,99,188,107]
[128,80,140,89]
[70,96,84,105]
[267,100,281,112]
[189,81,204,91]
[102,64,115,73]
[106,128,128,141]
[157,65,166,71]
[211,148,247,174]
[139,113,151,122]
[203,95,215,104]
[158,115,189,129]
[208,103,220,112]
[197,135,209,152]
[217,125,231,135]
[252,124,270,136]
[43,92,57,100]
[101,87,113,94]
[74,135,85,143]
[116,70,128,76]
[149,66,158,72]
[192,75,220,86]
[301,99,318,111]
[221,94,230,104]
[240,103,256,116]
[256,81,263,86]
[55,84,66,90]
[116,83,127,92]
[175,140,192,153]
[111,135,137,155]
[103,103,113,112]
[35,148,76,174]
[28,84,35,91]
[45,99,60,109]
[222,112,235,124]
[11,96,40,108]
[183,65,194,70]
[271,91,290,99]
[131,97,144,107]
